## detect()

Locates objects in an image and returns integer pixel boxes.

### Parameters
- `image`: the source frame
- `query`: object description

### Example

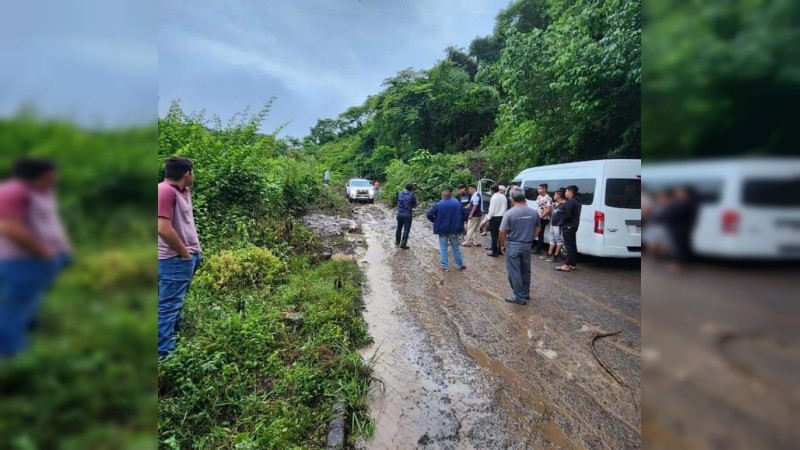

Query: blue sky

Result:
[159,0,508,138]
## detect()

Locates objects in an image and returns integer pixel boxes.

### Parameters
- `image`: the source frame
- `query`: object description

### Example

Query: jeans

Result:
[489,216,503,254]
[505,241,532,300]
[158,254,201,357]
[396,214,412,244]
[534,219,550,251]
[0,254,70,356]
[563,228,578,266]
[438,234,464,270]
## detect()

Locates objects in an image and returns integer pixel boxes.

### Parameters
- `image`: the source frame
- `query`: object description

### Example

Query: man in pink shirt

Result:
[0,158,71,357]
[157,156,202,358]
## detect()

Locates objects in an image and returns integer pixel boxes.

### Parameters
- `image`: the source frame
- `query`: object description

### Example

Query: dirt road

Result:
[353,205,641,449]
[641,259,800,449]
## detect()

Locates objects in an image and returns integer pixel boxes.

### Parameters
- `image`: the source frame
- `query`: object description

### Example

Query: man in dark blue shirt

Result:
[427,187,469,271]
[395,183,417,249]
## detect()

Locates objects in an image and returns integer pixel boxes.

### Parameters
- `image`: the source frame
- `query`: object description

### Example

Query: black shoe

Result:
[395,242,400,247]
[504,296,527,305]
[487,253,500,257]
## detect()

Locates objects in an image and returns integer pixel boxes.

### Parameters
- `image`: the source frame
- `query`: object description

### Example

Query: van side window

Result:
[522,180,538,201]
[644,180,723,204]
[560,179,596,205]
[605,179,641,209]
[523,178,595,204]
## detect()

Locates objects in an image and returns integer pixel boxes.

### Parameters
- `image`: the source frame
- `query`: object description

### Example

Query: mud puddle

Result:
[353,204,641,449]
[354,207,517,449]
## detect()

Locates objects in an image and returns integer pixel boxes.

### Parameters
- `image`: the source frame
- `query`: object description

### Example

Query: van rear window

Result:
[605,179,641,209]
[742,179,800,207]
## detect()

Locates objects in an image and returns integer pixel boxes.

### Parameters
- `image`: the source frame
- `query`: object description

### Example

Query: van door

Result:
[601,177,642,254]
[479,178,494,214]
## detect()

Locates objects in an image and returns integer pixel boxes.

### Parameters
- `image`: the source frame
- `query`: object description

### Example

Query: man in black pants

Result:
[555,185,581,272]
[533,183,553,254]
[486,183,507,257]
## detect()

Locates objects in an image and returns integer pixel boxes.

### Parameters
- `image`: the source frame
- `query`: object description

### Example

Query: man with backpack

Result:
[395,183,417,249]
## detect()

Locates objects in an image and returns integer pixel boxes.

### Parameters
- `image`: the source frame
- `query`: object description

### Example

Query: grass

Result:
[158,250,377,449]
[0,244,156,449]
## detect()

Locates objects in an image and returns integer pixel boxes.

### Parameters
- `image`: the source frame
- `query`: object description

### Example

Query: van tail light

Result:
[722,210,740,234]
[594,210,605,234]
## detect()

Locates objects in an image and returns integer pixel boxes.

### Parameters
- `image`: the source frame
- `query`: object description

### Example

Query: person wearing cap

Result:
[499,188,540,304]
[462,184,483,247]
[486,183,508,257]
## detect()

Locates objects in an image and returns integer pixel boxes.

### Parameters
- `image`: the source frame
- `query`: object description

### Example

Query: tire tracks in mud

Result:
[355,205,641,449]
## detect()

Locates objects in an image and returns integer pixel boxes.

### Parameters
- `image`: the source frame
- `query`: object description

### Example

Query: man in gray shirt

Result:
[499,188,541,305]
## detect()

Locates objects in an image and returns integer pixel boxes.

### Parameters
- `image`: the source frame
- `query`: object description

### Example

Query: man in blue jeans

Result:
[0,158,71,357]
[426,188,469,272]
[395,183,417,249]
[157,157,202,358]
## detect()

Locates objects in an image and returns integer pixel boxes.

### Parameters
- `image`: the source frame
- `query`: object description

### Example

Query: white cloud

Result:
[172,32,366,103]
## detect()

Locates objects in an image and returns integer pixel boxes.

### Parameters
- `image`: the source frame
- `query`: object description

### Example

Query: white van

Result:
[481,159,641,258]
[642,158,800,259]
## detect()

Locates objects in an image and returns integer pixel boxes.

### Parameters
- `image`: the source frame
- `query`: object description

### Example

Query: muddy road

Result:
[349,204,641,449]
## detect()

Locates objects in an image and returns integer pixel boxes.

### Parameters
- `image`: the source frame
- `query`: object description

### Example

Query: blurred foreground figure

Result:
[0,158,71,357]
[157,157,202,358]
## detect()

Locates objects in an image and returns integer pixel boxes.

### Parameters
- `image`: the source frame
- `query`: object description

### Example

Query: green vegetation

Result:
[311,0,641,202]
[157,103,375,449]
[643,0,799,160]
[0,115,155,449]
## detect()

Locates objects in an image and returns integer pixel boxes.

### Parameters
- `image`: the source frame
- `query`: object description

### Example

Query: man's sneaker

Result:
[504,296,527,305]
[440,266,450,272]
[456,265,467,270]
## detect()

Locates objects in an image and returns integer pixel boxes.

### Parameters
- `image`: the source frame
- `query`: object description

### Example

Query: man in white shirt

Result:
[487,184,508,257]
[533,183,553,254]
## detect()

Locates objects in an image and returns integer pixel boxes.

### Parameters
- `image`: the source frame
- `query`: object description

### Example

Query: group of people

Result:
[395,181,584,305]
[642,184,698,271]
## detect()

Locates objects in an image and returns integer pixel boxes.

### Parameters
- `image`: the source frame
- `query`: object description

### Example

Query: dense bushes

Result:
[157,103,375,448]
[196,248,286,294]
[0,116,155,448]
[382,150,475,205]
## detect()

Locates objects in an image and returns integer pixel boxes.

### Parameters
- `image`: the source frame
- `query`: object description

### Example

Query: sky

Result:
[0,0,156,127]
[158,0,508,138]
